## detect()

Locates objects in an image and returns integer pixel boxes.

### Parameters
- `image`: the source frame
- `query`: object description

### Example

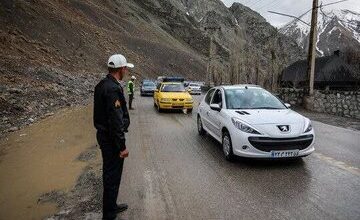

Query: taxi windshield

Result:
[161,84,186,92]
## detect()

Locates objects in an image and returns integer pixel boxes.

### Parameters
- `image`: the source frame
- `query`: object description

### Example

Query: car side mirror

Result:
[285,103,291,108]
[210,103,221,112]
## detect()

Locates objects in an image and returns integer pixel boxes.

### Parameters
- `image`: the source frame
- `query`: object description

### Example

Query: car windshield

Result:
[225,88,286,109]
[143,82,156,87]
[161,84,186,92]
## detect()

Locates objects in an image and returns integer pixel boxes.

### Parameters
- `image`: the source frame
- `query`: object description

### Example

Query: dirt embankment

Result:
[0,61,101,135]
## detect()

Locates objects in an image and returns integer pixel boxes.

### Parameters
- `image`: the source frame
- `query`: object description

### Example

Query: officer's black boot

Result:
[115,203,128,213]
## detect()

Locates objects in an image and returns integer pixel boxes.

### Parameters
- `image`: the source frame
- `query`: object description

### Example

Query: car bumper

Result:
[159,102,193,109]
[141,90,154,95]
[230,130,315,158]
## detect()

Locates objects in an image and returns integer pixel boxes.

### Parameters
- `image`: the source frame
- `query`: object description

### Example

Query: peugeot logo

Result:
[277,125,290,132]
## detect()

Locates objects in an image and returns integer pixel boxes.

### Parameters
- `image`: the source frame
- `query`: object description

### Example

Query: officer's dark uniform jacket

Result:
[94,74,130,151]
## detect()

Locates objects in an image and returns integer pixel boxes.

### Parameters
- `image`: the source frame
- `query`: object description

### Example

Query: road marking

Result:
[314,153,360,176]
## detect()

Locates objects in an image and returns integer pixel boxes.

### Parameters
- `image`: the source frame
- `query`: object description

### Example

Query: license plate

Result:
[271,150,299,158]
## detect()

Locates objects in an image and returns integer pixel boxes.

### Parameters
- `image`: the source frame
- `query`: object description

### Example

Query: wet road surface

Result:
[117,94,360,220]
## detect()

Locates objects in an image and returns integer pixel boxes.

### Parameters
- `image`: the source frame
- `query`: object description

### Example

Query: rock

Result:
[44,112,54,117]
[8,127,19,132]
[8,88,22,94]
[28,118,35,123]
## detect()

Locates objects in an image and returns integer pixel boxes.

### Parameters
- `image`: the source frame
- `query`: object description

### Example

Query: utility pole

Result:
[306,0,319,96]
[204,26,220,87]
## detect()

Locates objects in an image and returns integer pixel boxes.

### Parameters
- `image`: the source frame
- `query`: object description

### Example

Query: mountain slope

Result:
[0,0,304,133]
[135,1,304,86]
[0,0,207,133]
[280,8,360,56]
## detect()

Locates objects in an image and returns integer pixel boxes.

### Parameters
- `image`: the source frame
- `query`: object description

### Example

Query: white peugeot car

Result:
[187,83,202,95]
[197,85,315,161]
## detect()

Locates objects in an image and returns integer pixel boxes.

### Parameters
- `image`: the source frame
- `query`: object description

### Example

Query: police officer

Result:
[93,54,134,220]
[127,75,136,110]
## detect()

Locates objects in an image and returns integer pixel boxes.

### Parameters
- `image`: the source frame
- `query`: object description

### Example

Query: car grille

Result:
[248,135,313,152]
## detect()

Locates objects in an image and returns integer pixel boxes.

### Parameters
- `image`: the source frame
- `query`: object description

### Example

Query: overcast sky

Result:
[221,0,360,27]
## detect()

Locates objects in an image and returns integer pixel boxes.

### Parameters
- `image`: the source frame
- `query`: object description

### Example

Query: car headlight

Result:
[161,98,171,102]
[304,120,313,133]
[231,118,261,134]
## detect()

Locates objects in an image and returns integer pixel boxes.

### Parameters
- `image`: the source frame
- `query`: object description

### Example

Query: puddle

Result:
[0,105,97,220]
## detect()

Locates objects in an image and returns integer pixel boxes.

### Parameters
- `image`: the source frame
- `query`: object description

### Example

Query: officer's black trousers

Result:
[129,94,134,109]
[97,132,124,218]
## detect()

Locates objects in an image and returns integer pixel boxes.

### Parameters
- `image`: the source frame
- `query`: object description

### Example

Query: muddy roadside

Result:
[0,104,104,220]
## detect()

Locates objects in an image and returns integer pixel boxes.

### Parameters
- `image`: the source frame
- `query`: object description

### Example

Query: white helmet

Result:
[107,54,134,68]
[131,75,136,80]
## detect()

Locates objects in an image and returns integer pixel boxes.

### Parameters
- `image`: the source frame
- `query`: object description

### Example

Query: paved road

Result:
[117,94,360,220]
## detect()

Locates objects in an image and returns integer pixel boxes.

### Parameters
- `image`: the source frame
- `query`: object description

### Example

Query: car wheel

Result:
[222,131,235,161]
[187,108,193,114]
[197,116,206,136]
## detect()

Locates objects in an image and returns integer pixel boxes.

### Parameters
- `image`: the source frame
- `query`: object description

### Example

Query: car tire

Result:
[197,116,206,136]
[187,108,193,114]
[222,131,235,161]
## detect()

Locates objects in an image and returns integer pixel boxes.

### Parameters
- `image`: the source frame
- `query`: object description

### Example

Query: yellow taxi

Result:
[154,82,194,112]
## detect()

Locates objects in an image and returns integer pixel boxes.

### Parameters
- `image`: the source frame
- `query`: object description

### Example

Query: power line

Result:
[319,3,357,26]
[269,0,350,26]
[250,0,266,8]
[318,0,349,8]
[268,11,310,26]
[255,0,282,11]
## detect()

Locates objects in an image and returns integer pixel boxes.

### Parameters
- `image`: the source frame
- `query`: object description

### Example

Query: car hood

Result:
[159,92,192,99]
[226,109,307,136]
